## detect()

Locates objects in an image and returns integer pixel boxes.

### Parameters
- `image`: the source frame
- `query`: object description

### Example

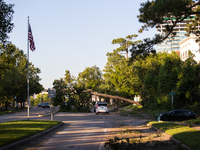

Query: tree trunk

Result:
[5,101,8,110]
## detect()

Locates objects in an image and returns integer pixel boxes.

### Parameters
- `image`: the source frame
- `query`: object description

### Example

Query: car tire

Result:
[96,112,98,115]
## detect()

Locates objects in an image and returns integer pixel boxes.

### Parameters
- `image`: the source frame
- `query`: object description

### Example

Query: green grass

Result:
[0,120,62,148]
[120,108,143,117]
[149,121,200,150]
[183,118,200,124]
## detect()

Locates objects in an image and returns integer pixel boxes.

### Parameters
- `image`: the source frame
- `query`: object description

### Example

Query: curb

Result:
[147,123,193,150]
[0,122,64,150]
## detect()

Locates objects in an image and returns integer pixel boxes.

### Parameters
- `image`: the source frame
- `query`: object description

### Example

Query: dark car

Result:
[38,103,42,107]
[156,109,199,121]
[42,102,50,108]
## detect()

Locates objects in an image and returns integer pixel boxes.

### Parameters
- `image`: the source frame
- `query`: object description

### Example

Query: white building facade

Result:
[156,16,200,53]
[179,35,200,63]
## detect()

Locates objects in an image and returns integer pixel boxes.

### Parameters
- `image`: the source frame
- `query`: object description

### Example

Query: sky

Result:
[5,0,156,89]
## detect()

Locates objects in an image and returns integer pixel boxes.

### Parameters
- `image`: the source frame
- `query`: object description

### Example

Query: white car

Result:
[95,102,109,115]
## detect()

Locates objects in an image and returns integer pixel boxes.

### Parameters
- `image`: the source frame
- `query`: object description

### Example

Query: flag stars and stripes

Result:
[28,23,36,51]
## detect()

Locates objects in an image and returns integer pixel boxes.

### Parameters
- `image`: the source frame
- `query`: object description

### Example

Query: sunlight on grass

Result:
[0,120,62,148]
[149,121,200,150]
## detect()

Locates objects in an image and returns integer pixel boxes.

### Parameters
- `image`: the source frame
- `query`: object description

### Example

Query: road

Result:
[0,107,148,150]
[0,106,57,123]
[35,112,147,150]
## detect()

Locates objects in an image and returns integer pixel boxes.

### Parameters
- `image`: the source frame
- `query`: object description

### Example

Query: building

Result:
[179,35,200,63]
[156,16,200,53]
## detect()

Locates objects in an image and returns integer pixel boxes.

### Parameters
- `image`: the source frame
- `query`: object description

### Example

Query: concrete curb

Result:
[147,123,193,150]
[0,122,64,150]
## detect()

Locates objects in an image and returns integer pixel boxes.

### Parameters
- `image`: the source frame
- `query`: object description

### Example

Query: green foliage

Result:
[176,57,200,106]
[183,118,200,125]
[0,0,14,44]
[132,51,200,110]
[129,36,161,61]
[112,34,142,59]
[189,101,200,115]
[77,65,102,91]
[103,49,137,98]
[53,78,66,106]
[138,0,197,40]
[31,94,51,106]
[0,43,43,109]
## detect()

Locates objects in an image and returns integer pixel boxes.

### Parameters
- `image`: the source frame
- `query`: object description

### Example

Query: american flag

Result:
[28,23,36,51]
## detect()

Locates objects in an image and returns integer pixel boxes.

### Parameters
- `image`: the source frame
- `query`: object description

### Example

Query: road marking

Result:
[99,128,107,150]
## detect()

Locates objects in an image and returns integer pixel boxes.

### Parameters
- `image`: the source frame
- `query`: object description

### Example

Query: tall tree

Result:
[0,0,14,44]
[103,49,137,98]
[138,0,200,41]
[112,34,142,59]
[53,78,66,106]
[176,53,200,107]
[133,52,181,109]
[130,0,200,61]
[0,43,43,109]
[77,65,102,91]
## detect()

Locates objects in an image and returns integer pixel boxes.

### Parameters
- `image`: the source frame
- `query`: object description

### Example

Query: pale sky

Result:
[5,0,156,89]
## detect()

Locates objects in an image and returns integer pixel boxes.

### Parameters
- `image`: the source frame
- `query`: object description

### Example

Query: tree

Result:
[0,43,43,109]
[0,0,14,44]
[64,70,76,110]
[111,34,142,59]
[176,53,200,107]
[133,52,181,109]
[129,0,200,61]
[138,0,200,41]
[103,49,137,98]
[53,78,66,106]
[77,65,102,91]
[129,36,160,61]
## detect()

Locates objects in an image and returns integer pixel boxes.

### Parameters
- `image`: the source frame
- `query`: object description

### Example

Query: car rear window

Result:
[98,104,107,107]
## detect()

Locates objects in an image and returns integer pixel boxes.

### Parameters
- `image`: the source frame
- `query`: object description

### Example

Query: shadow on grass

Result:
[173,130,200,150]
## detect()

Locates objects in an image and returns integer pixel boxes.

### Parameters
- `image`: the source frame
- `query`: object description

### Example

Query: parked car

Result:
[95,102,109,115]
[155,109,199,121]
[37,103,42,107]
[42,102,50,108]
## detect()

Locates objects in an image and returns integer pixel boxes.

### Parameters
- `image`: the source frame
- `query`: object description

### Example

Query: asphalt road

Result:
[0,107,147,150]
[35,112,147,150]
[0,106,57,123]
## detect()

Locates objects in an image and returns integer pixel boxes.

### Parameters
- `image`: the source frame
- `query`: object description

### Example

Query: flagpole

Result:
[27,16,30,120]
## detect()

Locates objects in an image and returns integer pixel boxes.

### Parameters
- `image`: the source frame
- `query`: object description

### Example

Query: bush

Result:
[189,101,200,115]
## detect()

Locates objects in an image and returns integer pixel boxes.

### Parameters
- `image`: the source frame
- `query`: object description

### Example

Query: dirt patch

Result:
[104,113,188,150]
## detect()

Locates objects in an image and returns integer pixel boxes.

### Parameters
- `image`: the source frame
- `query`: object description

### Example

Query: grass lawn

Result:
[0,120,62,148]
[149,121,200,150]
[183,118,200,124]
